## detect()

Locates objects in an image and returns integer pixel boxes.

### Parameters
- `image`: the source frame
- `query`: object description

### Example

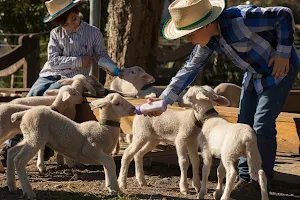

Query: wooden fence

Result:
[0,34,40,89]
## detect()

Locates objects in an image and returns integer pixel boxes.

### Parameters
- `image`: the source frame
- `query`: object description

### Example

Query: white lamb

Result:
[118,101,204,195]
[180,86,268,200]
[58,74,106,97]
[0,86,83,173]
[7,93,136,199]
[110,66,163,98]
[10,74,100,167]
[213,83,241,108]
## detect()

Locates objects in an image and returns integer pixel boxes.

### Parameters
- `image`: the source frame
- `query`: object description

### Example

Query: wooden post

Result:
[19,34,40,87]
[89,0,106,85]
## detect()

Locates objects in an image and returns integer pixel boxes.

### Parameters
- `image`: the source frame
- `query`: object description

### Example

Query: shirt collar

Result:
[62,20,85,37]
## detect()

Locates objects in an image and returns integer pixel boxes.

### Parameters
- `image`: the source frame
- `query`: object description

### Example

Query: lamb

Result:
[180,86,268,200]
[110,66,163,98]
[118,101,204,195]
[213,83,241,108]
[9,74,98,106]
[0,85,83,173]
[7,93,136,199]
[10,74,100,167]
[58,74,107,97]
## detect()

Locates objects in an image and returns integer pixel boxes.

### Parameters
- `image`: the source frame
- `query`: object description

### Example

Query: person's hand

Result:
[268,56,289,79]
[82,56,93,68]
[145,98,164,117]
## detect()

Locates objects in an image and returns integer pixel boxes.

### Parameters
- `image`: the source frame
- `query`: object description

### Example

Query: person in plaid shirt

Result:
[149,0,299,199]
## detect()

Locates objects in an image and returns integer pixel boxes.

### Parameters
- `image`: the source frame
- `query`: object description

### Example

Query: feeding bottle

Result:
[135,100,167,115]
[98,57,120,76]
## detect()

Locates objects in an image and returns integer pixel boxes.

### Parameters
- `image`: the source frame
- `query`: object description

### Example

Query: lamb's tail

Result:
[11,110,27,123]
[246,133,269,200]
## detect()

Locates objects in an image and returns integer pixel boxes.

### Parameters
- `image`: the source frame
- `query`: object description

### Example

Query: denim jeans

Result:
[237,65,299,189]
[6,75,62,147]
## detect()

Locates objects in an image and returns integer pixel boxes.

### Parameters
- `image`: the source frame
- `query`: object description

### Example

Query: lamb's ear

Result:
[45,89,59,96]
[195,93,209,101]
[83,81,97,96]
[212,95,230,106]
[57,78,73,86]
[90,98,108,109]
[62,91,71,102]
[140,73,155,83]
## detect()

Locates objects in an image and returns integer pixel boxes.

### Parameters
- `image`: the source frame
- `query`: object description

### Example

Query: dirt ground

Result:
[0,154,300,200]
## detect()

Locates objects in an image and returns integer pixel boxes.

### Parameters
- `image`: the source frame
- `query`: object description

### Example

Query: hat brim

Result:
[43,0,81,23]
[162,0,225,40]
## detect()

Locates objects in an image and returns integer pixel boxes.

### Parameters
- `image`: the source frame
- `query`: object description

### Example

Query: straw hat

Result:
[43,0,80,23]
[163,0,225,40]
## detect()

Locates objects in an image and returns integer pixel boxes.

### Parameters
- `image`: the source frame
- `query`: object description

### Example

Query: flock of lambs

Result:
[0,66,269,200]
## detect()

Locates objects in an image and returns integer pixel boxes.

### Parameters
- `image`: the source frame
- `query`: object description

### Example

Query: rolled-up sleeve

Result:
[159,45,213,104]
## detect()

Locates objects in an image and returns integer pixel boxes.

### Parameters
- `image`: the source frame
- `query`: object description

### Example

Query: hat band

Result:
[177,8,213,30]
[43,1,76,22]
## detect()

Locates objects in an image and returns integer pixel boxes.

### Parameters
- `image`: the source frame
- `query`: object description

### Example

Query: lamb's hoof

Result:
[138,180,147,187]
[180,190,189,195]
[213,190,223,200]
[118,181,127,189]
[38,171,46,176]
[20,192,36,200]
[197,191,206,200]
[108,189,122,196]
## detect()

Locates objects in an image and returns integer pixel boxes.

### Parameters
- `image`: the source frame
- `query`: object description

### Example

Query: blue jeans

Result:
[237,66,299,189]
[6,75,62,147]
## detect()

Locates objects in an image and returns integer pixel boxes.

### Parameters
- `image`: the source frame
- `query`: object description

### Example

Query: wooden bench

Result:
[76,97,300,155]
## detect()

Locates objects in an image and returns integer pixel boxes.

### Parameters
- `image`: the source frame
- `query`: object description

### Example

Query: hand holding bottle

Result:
[135,98,167,117]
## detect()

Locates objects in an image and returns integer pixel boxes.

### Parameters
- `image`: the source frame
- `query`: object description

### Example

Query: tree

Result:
[105,0,164,86]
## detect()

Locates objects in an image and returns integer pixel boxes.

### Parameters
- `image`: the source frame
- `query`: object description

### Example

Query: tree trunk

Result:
[105,0,164,86]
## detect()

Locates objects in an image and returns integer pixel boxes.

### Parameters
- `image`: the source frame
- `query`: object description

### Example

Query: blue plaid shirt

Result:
[160,5,300,105]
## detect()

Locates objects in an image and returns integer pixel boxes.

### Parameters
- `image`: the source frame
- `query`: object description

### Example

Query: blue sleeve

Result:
[242,6,295,58]
[159,45,213,105]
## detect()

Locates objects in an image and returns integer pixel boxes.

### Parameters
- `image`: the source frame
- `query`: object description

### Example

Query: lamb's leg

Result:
[64,156,76,168]
[56,153,65,166]
[186,139,200,193]
[198,150,212,199]
[112,140,120,156]
[220,159,237,200]
[36,144,46,173]
[82,146,120,194]
[258,169,269,200]
[134,140,160,187]
[118,137,147,189]
[214,160,225,200]
[14,143,40,200]
[6,140,26,193]
[175,139,189,195]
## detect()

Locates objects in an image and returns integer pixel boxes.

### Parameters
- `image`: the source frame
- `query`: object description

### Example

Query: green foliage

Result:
[0,0,49,34]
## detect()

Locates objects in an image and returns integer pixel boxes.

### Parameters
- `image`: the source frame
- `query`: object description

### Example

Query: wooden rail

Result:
[76,97,300,154]
[0,34,40,88]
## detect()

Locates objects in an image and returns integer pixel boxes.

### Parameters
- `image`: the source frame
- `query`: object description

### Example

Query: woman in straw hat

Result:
[146,0,299,199]
[1,0,120,164]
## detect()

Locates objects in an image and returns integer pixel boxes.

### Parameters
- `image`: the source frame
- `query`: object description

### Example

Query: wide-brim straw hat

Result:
[43,0,80,23]
[163,0,225,40]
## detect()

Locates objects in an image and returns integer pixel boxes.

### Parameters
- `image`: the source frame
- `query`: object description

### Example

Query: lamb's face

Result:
[182,86,230,107]
[118,66,155,85]
[60,86,83,104]
[91,93,136,117]
[109,94,136,117]
[181,86,211,108]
